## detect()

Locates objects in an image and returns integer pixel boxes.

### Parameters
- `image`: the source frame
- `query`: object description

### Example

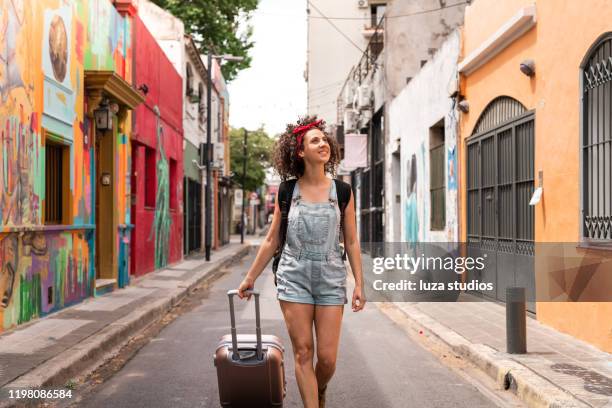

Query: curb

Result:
[387,303,592,408]
[0,245,251,407]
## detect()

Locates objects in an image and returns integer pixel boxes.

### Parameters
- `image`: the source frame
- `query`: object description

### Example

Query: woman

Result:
[237,116,365,408]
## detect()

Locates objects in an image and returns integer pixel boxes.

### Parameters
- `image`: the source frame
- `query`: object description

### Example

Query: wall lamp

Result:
[458,100,470,113]
[520,59,535,77]
[94,99,113,131]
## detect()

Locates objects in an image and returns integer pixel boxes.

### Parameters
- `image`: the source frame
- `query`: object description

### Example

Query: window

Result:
[198,83,205,123]
[429,119,445,231]
[145,146,156,208]
[169,159,177,210]
[370,4,386,27]
[582,34,612,240]
[186,63,193,96]
[45,140,67,224]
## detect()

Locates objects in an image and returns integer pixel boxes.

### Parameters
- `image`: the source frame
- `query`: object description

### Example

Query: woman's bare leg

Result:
[314,305,344,391]
[279,300,318,408]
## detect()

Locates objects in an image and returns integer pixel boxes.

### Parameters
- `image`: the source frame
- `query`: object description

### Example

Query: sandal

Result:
[318,385,327,408]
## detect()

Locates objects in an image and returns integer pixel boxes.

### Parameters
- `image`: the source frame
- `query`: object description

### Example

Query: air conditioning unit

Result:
[357,84,372,110]
[344,109,358,132]
[357,0,368,9]
[213,142,225,162]
[343,85,355,109]
[358,109,373,128]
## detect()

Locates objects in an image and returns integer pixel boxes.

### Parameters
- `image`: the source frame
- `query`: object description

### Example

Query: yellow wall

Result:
[459,0,612,352]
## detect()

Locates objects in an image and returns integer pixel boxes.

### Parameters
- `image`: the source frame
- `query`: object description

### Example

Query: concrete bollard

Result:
[506,287,527,354]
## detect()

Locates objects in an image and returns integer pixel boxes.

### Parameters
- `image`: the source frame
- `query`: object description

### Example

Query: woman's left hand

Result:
[352,286,366,312]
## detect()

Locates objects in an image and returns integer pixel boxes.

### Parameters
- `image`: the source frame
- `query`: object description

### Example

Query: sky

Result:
[227,0,307,136]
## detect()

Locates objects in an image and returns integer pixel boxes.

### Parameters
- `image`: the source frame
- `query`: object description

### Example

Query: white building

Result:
[388,30,461,243]
[306,0,376,125]
[335,0,466,249]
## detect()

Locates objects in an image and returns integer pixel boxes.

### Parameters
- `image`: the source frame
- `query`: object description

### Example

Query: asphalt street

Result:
[78,249,499,408]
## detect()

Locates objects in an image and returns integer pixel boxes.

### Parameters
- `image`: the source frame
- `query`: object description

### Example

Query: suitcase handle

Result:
[227,289,263,361]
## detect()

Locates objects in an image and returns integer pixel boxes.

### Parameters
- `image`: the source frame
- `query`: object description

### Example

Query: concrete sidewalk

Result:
[0,236,252,403]
[390,300,612,407]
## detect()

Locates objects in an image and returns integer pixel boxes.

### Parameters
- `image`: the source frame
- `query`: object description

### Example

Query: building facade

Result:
[0,0,144,330]
[130,14,183,276]
[338,0,465,253]
[136,0,232,253]
[458,0,612,352]
[306,0,370,125]
[388,31,461,244]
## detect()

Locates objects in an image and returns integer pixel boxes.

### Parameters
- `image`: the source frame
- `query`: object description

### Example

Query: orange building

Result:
[458,0,612,352]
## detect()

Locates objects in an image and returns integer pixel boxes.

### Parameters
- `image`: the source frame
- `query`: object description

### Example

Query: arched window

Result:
[581,33,612,240]
[185,63,194,96]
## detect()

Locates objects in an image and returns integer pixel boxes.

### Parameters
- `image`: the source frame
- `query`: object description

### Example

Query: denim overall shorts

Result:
[276,180,348,305]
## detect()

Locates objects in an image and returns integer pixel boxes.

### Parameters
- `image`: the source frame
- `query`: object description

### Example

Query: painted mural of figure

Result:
[48,15,68,83]
[0,0,25,101]
[0,235,18,307]
[405,154,418,243]
[149,106,170,269]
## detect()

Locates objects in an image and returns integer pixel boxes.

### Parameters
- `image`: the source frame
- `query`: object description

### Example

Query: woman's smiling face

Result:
[299,128,330,165]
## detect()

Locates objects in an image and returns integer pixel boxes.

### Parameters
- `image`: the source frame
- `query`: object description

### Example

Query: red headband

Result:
[292,119,323,158]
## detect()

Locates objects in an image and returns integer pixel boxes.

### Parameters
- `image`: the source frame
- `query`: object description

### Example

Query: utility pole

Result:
[204,52,213,261]
[241,128,248,244]
[204,53,243,261]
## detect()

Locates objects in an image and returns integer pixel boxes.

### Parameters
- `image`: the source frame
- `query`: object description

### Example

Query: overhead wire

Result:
[306,0,366,55]
[259,2,469,20]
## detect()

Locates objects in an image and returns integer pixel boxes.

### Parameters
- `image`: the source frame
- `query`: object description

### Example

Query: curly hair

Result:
[272,115,341,181]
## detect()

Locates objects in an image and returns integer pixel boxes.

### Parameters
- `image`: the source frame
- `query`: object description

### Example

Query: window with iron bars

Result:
[429,119,445,231]
[582,34,612,241]
[44,135,69,225]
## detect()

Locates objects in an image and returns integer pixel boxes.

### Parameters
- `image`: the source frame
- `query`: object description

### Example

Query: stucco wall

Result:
[459,0,612,352]
[131,15,183,275]
[384,0,466,99]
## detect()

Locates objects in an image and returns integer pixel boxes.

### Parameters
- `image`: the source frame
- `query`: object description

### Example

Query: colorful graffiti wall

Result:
[83,0,133,287]
[0,0,93,330]
[0,0,138,331]
[130,15,183,276]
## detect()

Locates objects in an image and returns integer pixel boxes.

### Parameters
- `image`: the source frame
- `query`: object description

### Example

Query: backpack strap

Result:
[334,179,352,260]
[272,179,297,285]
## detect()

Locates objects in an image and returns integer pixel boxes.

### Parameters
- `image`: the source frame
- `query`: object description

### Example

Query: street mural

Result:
[83,0,133,287]
[84,0,132,80]
[404,153,418,243]
[149,106,170,270]
[0,0,133,331]
[0,0,94,331]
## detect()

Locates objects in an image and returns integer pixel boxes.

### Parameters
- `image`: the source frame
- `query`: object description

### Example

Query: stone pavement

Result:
[0,235,251,401]
[392,300,612,407]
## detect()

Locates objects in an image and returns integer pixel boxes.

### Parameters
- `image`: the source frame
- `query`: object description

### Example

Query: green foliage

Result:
[151,0,259,81]
[230,127,274,192]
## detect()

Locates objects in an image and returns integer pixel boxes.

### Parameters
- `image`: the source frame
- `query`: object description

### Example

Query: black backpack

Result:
[271,179,353,285]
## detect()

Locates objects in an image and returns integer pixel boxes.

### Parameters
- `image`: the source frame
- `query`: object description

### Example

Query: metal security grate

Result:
[473,96,527,135]
[582,34,612,240]
[466,97,535,306]
[430,144,445,231]
[45,142,63,224]
[467,114,535,252]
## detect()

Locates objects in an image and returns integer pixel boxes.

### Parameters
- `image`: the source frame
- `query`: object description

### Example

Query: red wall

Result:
[131,16,183,276]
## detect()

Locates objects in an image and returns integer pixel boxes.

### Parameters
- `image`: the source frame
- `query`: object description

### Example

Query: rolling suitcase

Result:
[214,289,286,407]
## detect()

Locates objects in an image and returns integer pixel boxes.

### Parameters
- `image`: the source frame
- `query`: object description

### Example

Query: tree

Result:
[229,127,274,192]
[151,0,259,81]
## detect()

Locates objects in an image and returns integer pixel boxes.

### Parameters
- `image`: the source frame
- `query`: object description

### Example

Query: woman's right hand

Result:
[237,276,255,300]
